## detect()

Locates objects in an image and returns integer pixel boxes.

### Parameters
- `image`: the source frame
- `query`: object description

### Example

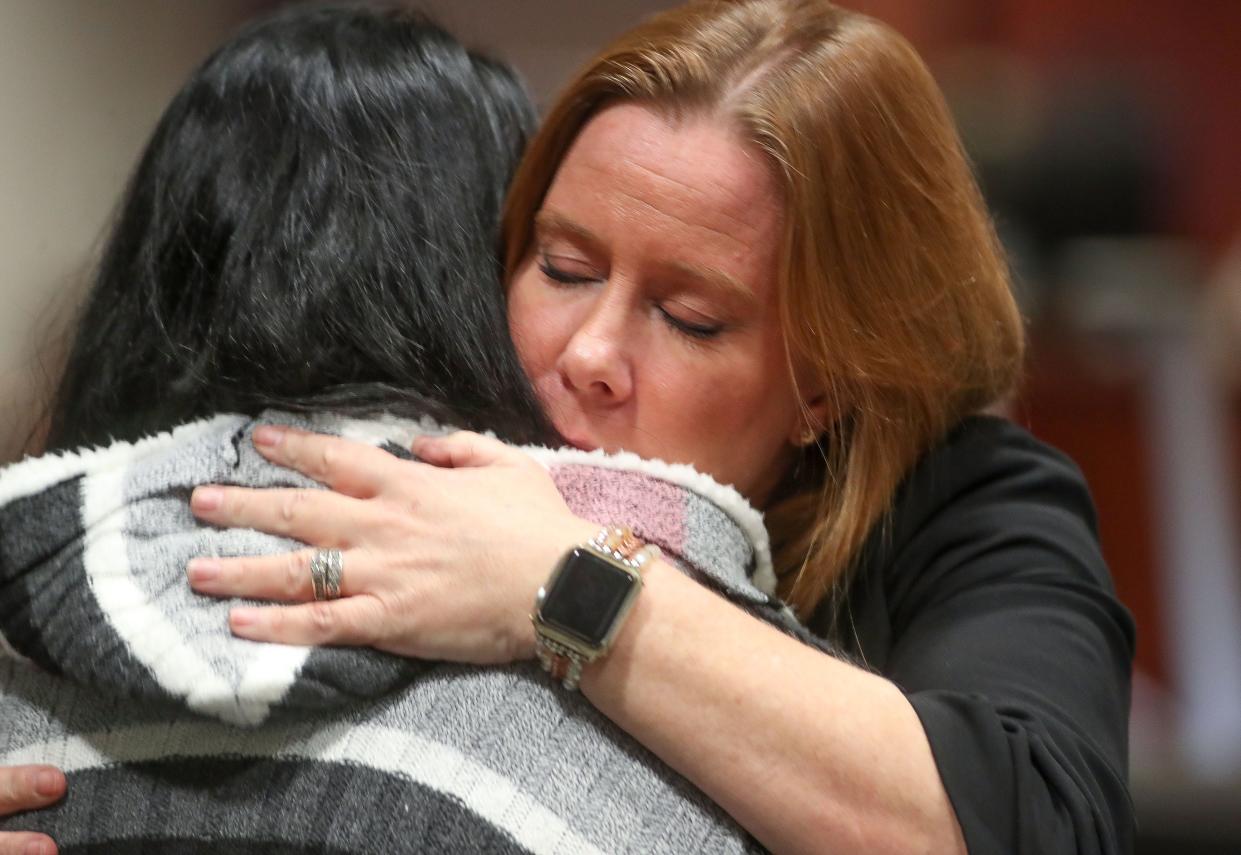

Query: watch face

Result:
[540,547,638,646]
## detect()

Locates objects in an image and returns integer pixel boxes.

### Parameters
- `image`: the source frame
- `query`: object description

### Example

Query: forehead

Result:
[545,103,784,262]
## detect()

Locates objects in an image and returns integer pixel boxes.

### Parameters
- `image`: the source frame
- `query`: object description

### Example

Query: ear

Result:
[788,388,838,448]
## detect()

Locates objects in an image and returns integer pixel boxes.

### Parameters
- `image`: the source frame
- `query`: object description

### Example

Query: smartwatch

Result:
[531,526,656,689]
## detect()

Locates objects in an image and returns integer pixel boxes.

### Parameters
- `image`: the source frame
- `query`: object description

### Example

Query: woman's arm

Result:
[579,557,965,855]
[0,765,64,855]
[188,428,956,853]
[587,531,1134,855]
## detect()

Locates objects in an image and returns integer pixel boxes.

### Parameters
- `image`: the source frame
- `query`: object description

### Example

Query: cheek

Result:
[507,273,554,377]
[702,380,800,497]
[710,353,799,449]
[647,350,783,443]
[507,307,538,376]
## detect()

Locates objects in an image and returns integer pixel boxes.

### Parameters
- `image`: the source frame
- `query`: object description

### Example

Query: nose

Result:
[556,293,634,406]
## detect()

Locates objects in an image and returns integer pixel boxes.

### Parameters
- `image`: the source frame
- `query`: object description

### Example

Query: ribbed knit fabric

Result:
[0,412,813,853]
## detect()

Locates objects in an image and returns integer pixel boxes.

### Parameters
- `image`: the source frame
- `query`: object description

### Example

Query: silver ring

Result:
[310,549,344,601]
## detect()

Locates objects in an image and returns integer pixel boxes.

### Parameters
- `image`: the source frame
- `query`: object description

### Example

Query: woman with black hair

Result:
[0,5,805,853]
[44,4,548,451]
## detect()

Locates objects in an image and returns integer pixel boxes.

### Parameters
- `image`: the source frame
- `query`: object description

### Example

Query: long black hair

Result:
[45,4,554,451]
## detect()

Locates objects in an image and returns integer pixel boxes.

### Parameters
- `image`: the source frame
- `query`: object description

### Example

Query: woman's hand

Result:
[187,426,598,663]
[0,765,64,855]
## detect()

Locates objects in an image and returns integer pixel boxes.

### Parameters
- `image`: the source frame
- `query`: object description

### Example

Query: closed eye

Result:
[538,252,599,286]
[658,305,724,340]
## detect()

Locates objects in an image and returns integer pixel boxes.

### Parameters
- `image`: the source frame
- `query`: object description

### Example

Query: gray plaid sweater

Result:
[0,412,819,853]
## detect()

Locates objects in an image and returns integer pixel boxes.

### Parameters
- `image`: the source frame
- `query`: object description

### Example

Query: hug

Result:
[1,2,1134,854]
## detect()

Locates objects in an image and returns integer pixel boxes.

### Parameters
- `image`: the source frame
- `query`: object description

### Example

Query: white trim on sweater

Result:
[524,445,775,594]
[0,414,244,506]
[327,414,776,594]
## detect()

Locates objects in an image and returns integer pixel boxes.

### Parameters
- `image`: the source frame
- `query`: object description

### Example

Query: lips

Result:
[552,420,598,452]
[563,435,599,452]
[552,418,600,453]
[533,381,598,452]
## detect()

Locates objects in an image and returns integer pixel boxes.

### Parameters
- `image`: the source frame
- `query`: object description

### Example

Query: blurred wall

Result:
[418,0,676,108]
[0,0,274,461]
[856,0,1241,250]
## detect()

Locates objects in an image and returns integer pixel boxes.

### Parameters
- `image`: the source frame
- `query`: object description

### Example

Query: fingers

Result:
[187,549,371,602]
[191,485,359,545]
[0,832,57,855]
[228,596,386,647]
[413,431,530,469]
[252,425,401,497]
[0,765,64,818]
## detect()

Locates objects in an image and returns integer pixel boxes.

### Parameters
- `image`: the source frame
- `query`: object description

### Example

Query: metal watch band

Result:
[586,525,653,568]
[535,635,586,690]
[534,525,657,691]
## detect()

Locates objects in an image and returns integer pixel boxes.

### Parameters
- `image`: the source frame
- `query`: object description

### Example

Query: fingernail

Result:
[34,768,62,797]
[230,608,258,628]
[191,486,223,512]
[24,839,53,855]
[186,558,220,583]
[254,425,285,448]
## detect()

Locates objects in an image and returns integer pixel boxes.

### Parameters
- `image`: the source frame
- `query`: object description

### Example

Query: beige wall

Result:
[0,0,271,459]
[0,0,675,460]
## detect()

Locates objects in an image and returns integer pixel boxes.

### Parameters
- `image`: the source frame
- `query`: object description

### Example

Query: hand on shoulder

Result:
[187,426,598,663]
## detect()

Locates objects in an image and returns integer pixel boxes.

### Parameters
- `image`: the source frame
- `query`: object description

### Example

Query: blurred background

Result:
[1,1,1238,851]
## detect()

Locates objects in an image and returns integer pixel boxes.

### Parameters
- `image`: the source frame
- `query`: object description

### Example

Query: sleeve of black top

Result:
[880,422,1135,855]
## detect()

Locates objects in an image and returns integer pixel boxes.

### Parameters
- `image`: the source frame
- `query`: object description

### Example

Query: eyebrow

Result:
[534,209,758,309]
[664,260,757,309]
[534,210,606,254]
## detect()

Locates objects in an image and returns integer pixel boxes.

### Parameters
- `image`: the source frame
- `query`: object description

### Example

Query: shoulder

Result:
[857,418,1137,853]
[894,415,1098,537]
[823,415,1125,645]
[882,416,1103,573]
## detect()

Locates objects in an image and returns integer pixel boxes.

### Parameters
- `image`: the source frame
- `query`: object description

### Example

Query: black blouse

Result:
[811,416,1136,855]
